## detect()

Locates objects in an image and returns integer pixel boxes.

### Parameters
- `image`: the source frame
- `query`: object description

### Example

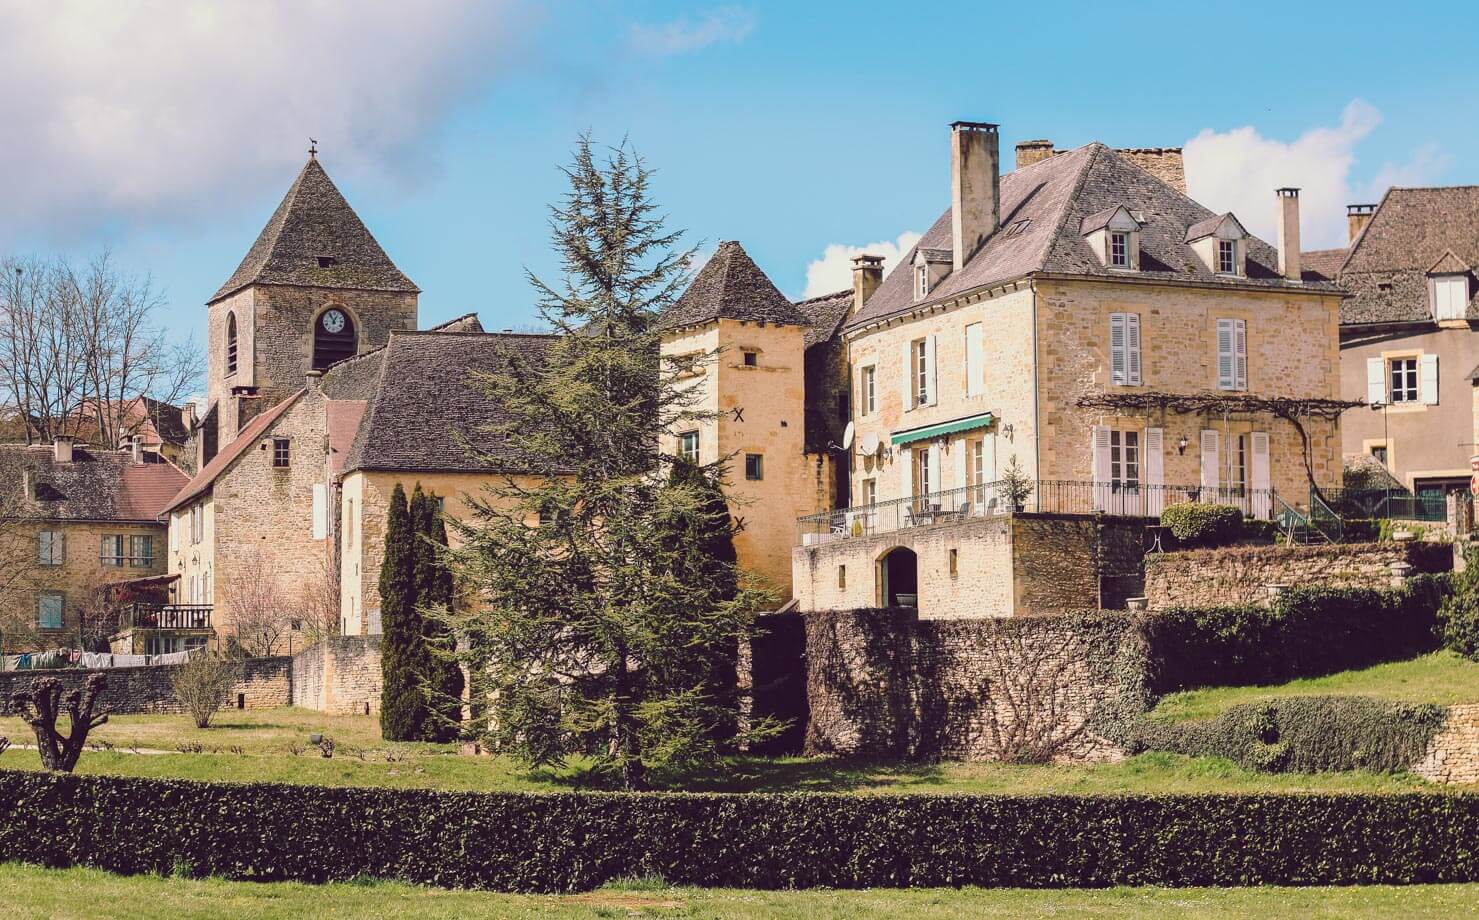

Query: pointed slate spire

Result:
[662,241,809,330]
[210,158,418,304]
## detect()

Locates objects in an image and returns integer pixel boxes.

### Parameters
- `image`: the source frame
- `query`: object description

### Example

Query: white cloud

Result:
[628,7,754,57]
[1183,100,1448,250]
[802,232,921,299]
[0,1,528,242]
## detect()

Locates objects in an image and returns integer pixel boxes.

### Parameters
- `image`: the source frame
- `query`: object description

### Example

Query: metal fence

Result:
[1321,487,1448,523]
[126,604,213,631]
[797,480,1274,546]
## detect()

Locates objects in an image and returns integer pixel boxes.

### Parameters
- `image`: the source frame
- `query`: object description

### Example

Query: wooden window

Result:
[1217,239,1237,274]
[1216,318,1247,391]
[861,365,876,416]
[1109,430,1140,487]
[37,593,63,630]
[862,478,876,507]
[744,453,764,481]
[272,438,290,468]
[36,530,63,566]
[914,264,929,299]
[99,534,124,567]
[915,339,929,406]
[1389,357,1419,403]
[128,535,153,568]
[679,430,699,462]
[1110,231,1130,268]
[1110,313,1142,386]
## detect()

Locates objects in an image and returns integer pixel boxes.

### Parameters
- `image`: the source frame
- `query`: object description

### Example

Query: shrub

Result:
[1142,575,1450,694]
[0,772,1475,891]
[171,654,240,729]
[1132,697,1448,773]
[1439,545,1479,661]
[1159,503,1243,548]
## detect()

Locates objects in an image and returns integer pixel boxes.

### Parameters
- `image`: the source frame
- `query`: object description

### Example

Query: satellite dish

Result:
[841,421,855,450]
[859,432,881,457]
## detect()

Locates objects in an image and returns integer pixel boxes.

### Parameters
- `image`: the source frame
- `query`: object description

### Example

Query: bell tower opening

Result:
[312,307,356,370]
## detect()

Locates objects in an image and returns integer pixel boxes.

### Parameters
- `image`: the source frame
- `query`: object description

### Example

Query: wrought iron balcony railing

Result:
[125,604,213,631]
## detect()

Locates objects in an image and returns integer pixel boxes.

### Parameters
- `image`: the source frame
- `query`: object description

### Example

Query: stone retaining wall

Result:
[1413,704,1479,785]
[291,636,382,714]
[1144,541,1452,610]
[0,656,291,716]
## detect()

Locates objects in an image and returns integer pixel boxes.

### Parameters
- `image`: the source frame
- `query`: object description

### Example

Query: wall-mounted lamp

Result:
[1177,436,1190,455]
[1001,423,1014,441]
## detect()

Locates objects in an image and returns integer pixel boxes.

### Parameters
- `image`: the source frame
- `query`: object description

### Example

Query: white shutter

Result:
[1110,313,1127,385]
[1127,312,1142,386]
[926,444,941,497]
[1200,429,1220,493]
[983,433,997,482]
[312,483,327,540]
[169,516,178,552]
[1234,319,1248,391]
[953,438,968,490]
[1216,319,1235,390]
[899,446,912,498]
[1092,426,1112,511]
[1420,353,1439,405]
[1250,431,1271,520]
[925,334,938,406]
[1145,428,1165,517]
[1435,276,1467,320]
[900,341,913,411]
[1366,357,1385,404]
[965,323,984,397]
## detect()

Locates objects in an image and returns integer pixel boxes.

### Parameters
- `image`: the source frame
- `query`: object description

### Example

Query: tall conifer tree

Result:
[378,482,424,741]
[413,488,464,742]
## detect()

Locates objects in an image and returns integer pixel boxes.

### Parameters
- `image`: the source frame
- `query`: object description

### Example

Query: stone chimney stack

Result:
[1117,148,1187,194]
[850,254,884,315]
[53,436,73,464]
[1276,188,1302,281]
[1347,204,1377,242]
[128,436,144,464]
[1015,139,1054,170]
[950,121,1000,273]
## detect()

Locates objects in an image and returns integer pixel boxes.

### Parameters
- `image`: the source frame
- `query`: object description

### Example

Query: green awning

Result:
[890,412,995,446]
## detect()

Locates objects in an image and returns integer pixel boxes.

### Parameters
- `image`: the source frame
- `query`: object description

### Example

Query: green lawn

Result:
[1151,651,1479,723]
[0,708,1449,793]
[1,863,1476,919]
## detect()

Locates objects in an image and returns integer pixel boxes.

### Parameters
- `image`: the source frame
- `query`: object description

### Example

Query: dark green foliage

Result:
[1439,545,1479,661]
[1132,697,1448,773]
[1343,518,1380,542]
[1142,576,1450,694]
[412,487,464,743]
[0,772,1475,891]
[378,483,423,742]
[1159,503,1243,548]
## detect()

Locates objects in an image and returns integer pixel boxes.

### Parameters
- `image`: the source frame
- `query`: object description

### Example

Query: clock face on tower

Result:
[321,310,347,334]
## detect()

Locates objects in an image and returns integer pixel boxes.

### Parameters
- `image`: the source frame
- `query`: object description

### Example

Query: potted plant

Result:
[1001,454,1034,513]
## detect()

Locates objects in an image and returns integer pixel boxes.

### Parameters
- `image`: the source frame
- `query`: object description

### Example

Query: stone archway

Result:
[878,546,919,608]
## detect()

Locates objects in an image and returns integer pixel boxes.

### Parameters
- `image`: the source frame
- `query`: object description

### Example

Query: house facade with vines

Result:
[790,124,1348,617]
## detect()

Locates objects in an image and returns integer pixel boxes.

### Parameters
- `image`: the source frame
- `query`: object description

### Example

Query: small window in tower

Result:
[272,438,290,468]
[742,350,758,367]
[226,312,238,376]
[317,255,338,268]
[745,453,764,481]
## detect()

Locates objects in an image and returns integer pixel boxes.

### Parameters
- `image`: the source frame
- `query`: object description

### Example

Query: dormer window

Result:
[1427,251,1472,322]
[1081,205,1141,271]
[1110,231,1130,268]
[316,255,338,268]
[1217,240,1236,274]
[1185,212,1247,277]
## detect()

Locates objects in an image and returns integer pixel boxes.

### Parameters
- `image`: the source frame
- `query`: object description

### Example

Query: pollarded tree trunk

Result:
[11,674,110,772]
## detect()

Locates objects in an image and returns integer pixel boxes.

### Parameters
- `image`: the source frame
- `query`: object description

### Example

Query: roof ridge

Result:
[1340,185,1395,273]
[793,288,852,306]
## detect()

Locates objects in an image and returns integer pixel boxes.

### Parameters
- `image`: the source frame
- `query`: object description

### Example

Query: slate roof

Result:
[319,347,386,400]
[210,158,418,304]
[1331,186,1479,326]
[662,241,809,329]
[162,392,304,514]
[427,312,485,333]
[846,144,1333,331]
[794,290,853,349]
[0,444,188,523]
[343,331,557,475]
[1301,248,1348,282]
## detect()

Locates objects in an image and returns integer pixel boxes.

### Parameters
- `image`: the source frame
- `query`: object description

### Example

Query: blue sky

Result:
[2,0,1474,344]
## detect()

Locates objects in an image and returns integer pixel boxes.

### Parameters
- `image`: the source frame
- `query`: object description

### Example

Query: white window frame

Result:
[1389,356,1419,403]
[964,322,984,397]
[1216,318,1248,391]
[1109,430,1140,488]
[914,264,929,300]
[1217,239,1237,275]
[678,430,700,462]
[128,534,154,568]
[862,477,877,507]
[99,534,124,567]
[1109,231,1130,268]
[861,365,877,416]
[915,445,932,497]
[915,339,929,407]
[1109,312,1142,386]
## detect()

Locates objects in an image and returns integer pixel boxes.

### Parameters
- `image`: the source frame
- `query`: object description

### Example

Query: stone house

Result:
[1308,188,1479,507]
[0,439,186,652]
[788,123,1345,617]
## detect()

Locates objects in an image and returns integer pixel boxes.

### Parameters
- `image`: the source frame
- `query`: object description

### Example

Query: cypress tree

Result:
[379,482,424,741]
[412,488,464,742]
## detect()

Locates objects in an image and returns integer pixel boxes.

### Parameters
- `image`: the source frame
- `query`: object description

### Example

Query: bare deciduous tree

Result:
[12,673,109,772]
[978,623,1101,764]
[0,251,199,449]
[293,555,340,647]
[219,549,296,657]
[171,653,240,728]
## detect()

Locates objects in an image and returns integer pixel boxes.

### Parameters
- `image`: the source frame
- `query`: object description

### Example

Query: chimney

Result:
[1015,139,1054,170]
[181,401,198,432]
[1117,148,1187,194]
[850,254,884,315]
[1276,188,1302,281]
[306,369,323,392]
[52,436,73,464]
[129,436,144,464]
[950,121,1000,272]
[1347,204,1376,242]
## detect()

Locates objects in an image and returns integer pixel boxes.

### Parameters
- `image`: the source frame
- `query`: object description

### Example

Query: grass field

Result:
[1151,651,1479,723]
[1,863,1476,919]
[0,708,1448,793]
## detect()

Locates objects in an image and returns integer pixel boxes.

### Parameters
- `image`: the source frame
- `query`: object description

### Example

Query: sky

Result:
[2,0,1475,343]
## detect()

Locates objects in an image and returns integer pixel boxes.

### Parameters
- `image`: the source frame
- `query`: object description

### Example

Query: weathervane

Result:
[308,137,318,159]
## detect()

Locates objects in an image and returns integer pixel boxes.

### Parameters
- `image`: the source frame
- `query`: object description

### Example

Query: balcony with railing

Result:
[125,604,213,631]
[797,479,1275,546]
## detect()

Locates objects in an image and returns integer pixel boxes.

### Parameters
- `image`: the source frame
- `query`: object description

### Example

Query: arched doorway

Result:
[878,547,918,608]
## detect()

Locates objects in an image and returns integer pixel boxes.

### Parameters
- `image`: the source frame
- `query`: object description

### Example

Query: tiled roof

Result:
[343,331,556,475]
[794,290,852,349]
[1334,187,1479,326]
[662,241,809,329]
[0,444,188,523]
[1301,248,1348,282]
[319,346,386,400]
[427,312,485,333]
[326,400,368,478]
[847,144,1332,331]
[210,158,418,303]
[162,392,304,513]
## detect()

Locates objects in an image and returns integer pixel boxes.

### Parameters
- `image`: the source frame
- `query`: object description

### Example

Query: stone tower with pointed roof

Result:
[205,157,418,453]
[660,241,831,600]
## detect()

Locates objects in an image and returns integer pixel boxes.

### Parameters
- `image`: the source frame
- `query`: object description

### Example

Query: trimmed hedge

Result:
[1142,575,1450,695]
[1160,503,1243,548]
[0,771,1476,890]
[1132,697,1448,773]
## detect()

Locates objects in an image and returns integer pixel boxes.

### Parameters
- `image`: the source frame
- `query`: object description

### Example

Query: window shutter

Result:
[926,444,941,496]
[1216,319,1234,390]
[1144,428,1165,516]
[1250,431,1271,519]
[925,334,939,406]
[1092,426,1112,511]
[899,446,912,498]
[953,439,968,490]
[1366,357,1385,404]
[1420,353,1439,405]
[312,484,327,540]
[1234,319,1248,390]
[965,323,984,397]
[1200,429,1220,492]
[55,532,63,563]
[36,531,47,564]
[169,517,178,552]
[1109,313,1127,385]
[982,433,997,483]
[1127,313,1142,386]
[899,341,912,411]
